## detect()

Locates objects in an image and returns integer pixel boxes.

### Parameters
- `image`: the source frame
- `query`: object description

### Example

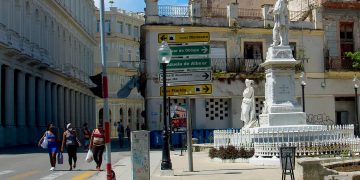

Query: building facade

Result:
[94,7,145,137]
[142,0,360,131]
[0,0,97,147]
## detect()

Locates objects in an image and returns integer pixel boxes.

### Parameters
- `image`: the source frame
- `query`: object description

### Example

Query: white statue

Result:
[241,79,258,129]
[269,0,289,47]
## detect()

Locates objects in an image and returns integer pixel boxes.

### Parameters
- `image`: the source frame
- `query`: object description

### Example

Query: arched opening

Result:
[98,108,111,125]
[128,108,132,129]
[119,108,124,124]
[136,108,141,130]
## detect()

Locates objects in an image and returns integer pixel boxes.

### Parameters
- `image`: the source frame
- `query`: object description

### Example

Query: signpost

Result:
[158,32,210,43]
[170,45,210,56]
[159,71,212,83]
[280,146,296,180]
[160,58,211,71]
[160,84,212,96]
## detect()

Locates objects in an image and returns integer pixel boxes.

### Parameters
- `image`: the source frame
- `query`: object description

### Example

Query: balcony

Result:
[211,58,264,74]
[158,5,189,17]
[325,56,356,71]
[321,0,360,10]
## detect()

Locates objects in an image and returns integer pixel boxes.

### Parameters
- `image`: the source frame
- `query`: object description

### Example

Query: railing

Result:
[158,5,189,17]
[289,10,308,21]
[325,56,355,71]
[201,7,227,17]
[238,8,262,18]
[211,58,264,73]
[214,125,357,157]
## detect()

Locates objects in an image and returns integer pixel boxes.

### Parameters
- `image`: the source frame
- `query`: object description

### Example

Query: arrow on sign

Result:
[160,34,167,41]
[202,72,210,80]
[203,85,210,93]
[201,46,209,54]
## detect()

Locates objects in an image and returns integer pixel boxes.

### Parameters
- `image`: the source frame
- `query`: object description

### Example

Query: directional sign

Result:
[159,71,212,83]
[170,45,210,56]
[158,32,210,43]
[160,58,211,71]
[160,84,212,96]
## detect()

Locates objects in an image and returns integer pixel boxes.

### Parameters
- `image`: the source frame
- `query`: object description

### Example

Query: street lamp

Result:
[353,75,359,136]
[158,41,172,170]
[300,72,306,112]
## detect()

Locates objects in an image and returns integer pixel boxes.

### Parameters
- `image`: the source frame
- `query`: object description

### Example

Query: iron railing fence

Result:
[201,7,227,17]
[238,8,262,18]
[158,5,189,17]
[211,58,264,74]
[325,56,355,71]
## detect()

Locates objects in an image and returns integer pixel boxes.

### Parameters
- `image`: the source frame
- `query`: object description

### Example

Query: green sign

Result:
[160,58,211,70]
[170,45,210,56]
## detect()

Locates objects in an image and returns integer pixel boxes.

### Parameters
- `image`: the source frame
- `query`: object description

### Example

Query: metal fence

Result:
[325,56,354,71]
[238,8,262,18]
[158,5,189,17]
[214,125,358,157]
[201,7,227,17]
[211,58,264,73]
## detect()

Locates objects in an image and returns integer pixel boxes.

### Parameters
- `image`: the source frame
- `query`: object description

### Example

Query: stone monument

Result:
[259,0,306,127]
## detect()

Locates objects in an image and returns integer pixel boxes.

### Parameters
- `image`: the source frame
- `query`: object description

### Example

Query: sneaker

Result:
[50,167,55,171]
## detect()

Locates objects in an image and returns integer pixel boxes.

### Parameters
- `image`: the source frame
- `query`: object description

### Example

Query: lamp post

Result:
[353,75,359,136]
[300,72,306,112]
[158,41,172,170]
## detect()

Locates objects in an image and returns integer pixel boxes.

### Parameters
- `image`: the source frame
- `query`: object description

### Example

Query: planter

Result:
[211,157,250,163]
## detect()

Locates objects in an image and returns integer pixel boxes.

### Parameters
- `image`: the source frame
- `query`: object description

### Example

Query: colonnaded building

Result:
[141,0,360,132]
[94,7,145,137]
[0,0,97,147]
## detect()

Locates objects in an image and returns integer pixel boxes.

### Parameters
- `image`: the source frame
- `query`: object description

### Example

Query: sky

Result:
[94,0,188,13]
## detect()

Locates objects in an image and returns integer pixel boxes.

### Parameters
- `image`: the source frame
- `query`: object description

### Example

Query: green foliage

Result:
[345,51,360,69]
[209,146,255,159]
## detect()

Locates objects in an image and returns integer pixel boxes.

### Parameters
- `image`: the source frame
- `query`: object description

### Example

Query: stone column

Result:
[227,3,238,27]
[80,93,84,128]
[17,71,26,144]
[45,81,52,125]
[231,97,243,128]
[84,95,89,125]
[75,91,80,128]
[58,86,65,129]
[28,76,36,128]
[262,4,273,28]
[144,0,159,24]
[64,87,70,125]
[91,97,96,129]
[52,84,58,127]
[38,79,46,128]
[70,90,75,124]
[4,67,15,146]
[190,0,201,24]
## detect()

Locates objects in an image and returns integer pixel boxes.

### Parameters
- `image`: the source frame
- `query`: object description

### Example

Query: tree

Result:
[345,51,360,69]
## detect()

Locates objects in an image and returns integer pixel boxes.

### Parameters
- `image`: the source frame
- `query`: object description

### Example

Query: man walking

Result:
[117,122,124,148]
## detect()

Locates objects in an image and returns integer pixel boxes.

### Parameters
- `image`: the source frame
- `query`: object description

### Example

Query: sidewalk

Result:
[89,149,289,180]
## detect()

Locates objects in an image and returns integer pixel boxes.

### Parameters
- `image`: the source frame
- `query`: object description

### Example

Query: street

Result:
[0,141,129,180]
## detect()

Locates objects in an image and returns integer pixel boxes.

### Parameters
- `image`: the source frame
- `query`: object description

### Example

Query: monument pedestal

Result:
[259,46,306,127]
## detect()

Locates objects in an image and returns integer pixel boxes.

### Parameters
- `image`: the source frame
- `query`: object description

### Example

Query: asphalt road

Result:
[0,141,130,180]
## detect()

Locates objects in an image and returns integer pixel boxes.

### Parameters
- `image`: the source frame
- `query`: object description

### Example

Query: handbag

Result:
[57,153,63,164]
[85,149,93,163]
[41,132,48,149]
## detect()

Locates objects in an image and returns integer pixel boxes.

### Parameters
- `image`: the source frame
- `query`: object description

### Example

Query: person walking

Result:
[82,123,91,151]
[117,122,124,148]
[38,123,59,171]
[126,125,131,147]
[61,123,81,171]
[89,123,105,171]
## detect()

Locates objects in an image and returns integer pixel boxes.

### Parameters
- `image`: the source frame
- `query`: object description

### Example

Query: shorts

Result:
[48,144,58,154]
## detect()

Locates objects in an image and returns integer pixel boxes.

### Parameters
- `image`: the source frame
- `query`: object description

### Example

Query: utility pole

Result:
[99,1,112,179]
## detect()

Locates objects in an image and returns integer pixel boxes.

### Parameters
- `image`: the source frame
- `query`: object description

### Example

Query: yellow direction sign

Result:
[160,84,212,96]
[158,32,210,43]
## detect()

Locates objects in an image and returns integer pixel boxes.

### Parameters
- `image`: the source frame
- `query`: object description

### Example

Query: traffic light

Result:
[89,72,103,98]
